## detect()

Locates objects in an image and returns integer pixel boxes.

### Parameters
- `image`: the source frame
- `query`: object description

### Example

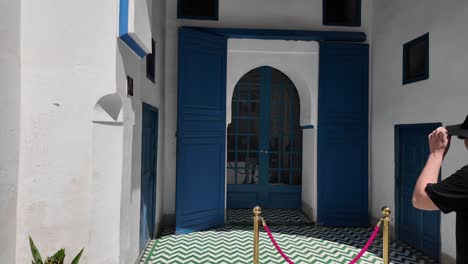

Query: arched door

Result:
[227,66,302,208]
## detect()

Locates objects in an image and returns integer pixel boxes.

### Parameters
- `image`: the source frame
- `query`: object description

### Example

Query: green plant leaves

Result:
[29,237,84,264]
[71,248,84,264]
[29,236,43,264]
[49,249,65,264]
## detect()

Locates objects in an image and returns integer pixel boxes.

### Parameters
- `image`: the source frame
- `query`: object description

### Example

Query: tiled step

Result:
[227,209,312,226]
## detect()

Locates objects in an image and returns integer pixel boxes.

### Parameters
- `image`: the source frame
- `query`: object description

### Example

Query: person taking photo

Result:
[412,115,468,264]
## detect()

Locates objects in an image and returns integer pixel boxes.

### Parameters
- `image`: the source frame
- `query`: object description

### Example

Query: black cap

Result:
[446,115,468,139]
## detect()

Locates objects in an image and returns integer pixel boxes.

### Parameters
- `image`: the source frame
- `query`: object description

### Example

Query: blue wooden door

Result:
[175,28,227,234]
[140,103,158,252]
[396,123,441,260]
[317,42,369,227]
[227,67,302,209]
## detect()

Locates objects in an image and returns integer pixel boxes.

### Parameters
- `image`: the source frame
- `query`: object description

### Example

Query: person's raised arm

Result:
[412,127,451,211]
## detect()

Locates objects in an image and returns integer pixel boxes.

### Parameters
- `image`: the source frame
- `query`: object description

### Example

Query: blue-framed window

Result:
[177,0,219,20]
[146,39,155,83]
[403,33,429,85]
[323,0,361,27]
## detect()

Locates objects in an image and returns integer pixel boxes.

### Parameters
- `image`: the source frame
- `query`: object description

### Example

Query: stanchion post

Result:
[382,206,391,264]
[253,206,262,264]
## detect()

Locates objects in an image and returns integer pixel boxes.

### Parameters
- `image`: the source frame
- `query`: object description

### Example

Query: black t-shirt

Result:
[425,165,468,264]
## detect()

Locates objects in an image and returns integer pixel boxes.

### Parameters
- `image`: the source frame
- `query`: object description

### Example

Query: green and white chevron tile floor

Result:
[140,210,436,264]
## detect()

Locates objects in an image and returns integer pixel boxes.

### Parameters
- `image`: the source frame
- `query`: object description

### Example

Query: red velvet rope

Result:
[263,223,295,264]
[262,220,382,264]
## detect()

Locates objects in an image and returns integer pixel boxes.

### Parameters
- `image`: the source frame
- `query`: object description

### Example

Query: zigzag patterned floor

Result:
[141,210,436,264]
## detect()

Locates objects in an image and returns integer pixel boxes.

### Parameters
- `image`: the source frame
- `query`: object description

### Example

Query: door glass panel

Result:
[269,153,279,168]
[270,170,280,184]
[268,69,302,186]
[279,170,290,185]
[227,68,261,185]
[228,67,302,187]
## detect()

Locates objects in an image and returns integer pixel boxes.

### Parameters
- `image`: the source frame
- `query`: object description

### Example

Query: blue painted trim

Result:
[184,26,366,42]
[177,0,219,20]
[121,34,146,58]
[323,0,362,27]
[403,33,429,85]
[301,125,314,129]
[119,0,147,58]
[119,0,129,36]
[394,122,441,259]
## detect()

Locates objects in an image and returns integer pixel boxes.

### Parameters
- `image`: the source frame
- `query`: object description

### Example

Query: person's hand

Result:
[428,127,451,157]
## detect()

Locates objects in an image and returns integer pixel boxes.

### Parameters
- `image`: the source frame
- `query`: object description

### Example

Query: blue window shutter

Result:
[317,42,369,227]
[175,28,227,234]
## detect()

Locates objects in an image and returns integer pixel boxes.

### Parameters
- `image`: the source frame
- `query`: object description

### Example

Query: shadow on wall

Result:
[94,93,123,123]
[116,39,145,263]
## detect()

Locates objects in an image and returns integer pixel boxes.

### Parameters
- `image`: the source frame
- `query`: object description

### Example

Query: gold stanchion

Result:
[253,206,262,264]
[381,206,391,264]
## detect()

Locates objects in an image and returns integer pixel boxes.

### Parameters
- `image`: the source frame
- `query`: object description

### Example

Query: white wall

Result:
[90,113,123,264]
[5,0,158,262]
[163,0,373,221]
[371,0,468,262]
[227,39,319,127]
[226,39,319,220]
[117,0,165,262]
[15,0,119,262]
[128,0,153,52]
[0,0,20,262]
[302,129,316,221]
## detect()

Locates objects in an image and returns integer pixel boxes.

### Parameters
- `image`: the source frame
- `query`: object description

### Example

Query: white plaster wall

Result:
[227,39,318,127]
[117,0,165,262]
[12,0,160,262]
[226,39,319,219]
[129,0,153,52]
[371,0,468,262]
[15,0,119,262]
[302,129,317,221]
[90,119,123,264]
[0,0,20,262]
[163,0,373,220]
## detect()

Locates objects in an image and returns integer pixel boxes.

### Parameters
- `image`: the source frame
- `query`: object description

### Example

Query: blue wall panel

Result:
[317,42,369,227]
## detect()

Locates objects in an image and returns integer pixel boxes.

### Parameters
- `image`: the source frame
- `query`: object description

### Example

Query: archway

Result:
[227,66,302,209]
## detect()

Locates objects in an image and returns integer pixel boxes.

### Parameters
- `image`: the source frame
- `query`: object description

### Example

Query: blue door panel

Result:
[396,124,440,260]
[176,28,227,234]
[140,103,158,253]
[317,42,369,227]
